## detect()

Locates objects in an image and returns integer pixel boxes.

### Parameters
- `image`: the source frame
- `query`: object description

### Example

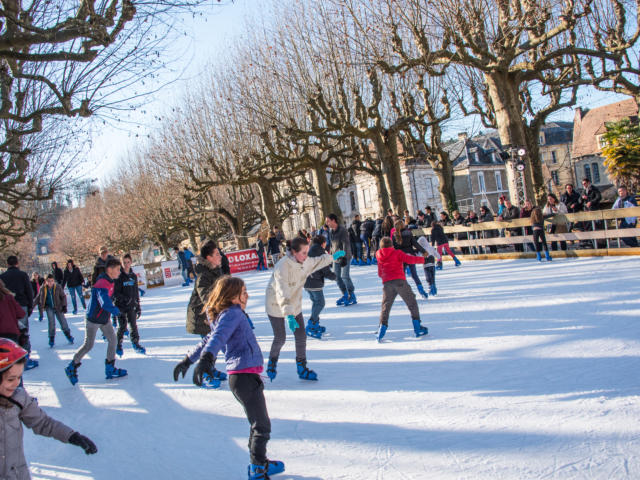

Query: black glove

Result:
[173,356,193,381]
[193,352,215,387]
[62,306,67,314]
[339,256,348,268]
[69,432,97,454]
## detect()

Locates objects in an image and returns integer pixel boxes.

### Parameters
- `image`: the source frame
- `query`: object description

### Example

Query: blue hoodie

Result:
[188,304,263,371]
[86,274,120,324]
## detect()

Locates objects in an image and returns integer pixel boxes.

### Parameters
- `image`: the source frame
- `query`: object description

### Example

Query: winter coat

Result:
[424,212,436,227]
[348,224,360,244]
[304,243,337,291]
[561,190,582,213]
[265,251,333,318]
[613,194,638,226]
[255,239,265,253]
[479,210,498,238]
[329,225,352,260]
[360,219,375,238]
[501,205,520,221]
[30,278,43,297]
[0,294,24,336]
[430,223,450,246]
[86,274,119,325]
[34,283,67,313]
[186,257,224,336]
[376,247,425,283]
[0,388,74,480]
[51,265,63,285]
[62,267,84,289]
[392,229,425,255]
[267,237,281,256]
[0,268,33,313]
[113,269,140,313]
[91,255,115,285]
[543,202,569,233]
[188,304,263,372]
[220,252,231,275]
[351,219,362,239]
[372,219,383,239]
[581,185,602,210]
[452,215,468,240]
[416,237,441,266]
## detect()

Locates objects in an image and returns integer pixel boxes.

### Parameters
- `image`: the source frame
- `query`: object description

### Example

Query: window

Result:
[592,162,600,184]
[551,170,559,185]
[363,188,371,208]
[349,191,357,212]
[598,135,607,149]
[474,151,480,163]
[539,132,546,145]
[495,171,503,191]
[425,177,435,198]
[477,171,486,192]
[551,151,557,164]
[584,164,592,182]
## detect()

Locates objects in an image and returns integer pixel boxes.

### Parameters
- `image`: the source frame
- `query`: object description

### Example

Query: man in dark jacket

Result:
[0,256,37,369]
[91,246,115,285]
[51,262,64,285]
[34,274,73,347]
[350,214,363,265]
[326,213,356,306]
[62,259,86,314]
[113,253,144,355]
[561,184,582,213]
[186,241,224,336]
[303,236,337,339]
[580,178,602,211]
[359,218,375,264]
[424,207,436,227]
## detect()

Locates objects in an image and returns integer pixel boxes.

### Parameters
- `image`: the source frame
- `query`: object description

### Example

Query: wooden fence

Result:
[412,206,640,260]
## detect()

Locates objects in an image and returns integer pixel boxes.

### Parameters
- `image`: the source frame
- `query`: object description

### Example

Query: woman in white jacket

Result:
[265,236,344,381]
[543,193,568,251]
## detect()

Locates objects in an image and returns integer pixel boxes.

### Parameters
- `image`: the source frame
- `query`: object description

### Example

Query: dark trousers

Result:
[619,221,639,247]
[533,229,549,253]
[257,252,265,269]
[404,263,422,287]
[380,279,420,326]
[423,264,435,287]
[117,309,140,344]
[229,373,271,465]
[360,234,371,260]
[268,313,306,360]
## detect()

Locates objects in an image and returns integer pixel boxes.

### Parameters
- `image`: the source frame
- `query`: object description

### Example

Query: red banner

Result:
[227,248,266,274]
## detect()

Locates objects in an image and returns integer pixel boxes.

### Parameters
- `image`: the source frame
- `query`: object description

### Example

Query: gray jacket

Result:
[329,225,351,260]
[1,388,74,479]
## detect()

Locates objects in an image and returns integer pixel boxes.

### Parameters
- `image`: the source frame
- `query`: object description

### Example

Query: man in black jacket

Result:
[114,253,144,356]
[326,213,356,306]
[51,262,64,285]
[350,214,363,265]
[580,178,602,211]
[561,184,582,213]
[359,218,375,264]
[62,259,86,314]
[303,236,337,339]
[0,256,37,369]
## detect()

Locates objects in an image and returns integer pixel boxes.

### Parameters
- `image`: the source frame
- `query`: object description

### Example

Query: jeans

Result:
[333,261,354,295]
[360,234,371,260]
[181,267,190,283]
[306,289,325,324]
[354,241,362,262]
[229,373,271,465]
[45,307,70,339]
[405,263,422,287]
[68,285,86,312]
[257,251,265,269]
[271,253,280,265]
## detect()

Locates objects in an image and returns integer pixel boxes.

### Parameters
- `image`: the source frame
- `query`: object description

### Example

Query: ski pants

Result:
[229,373,271,465]
[533,228,549,253]
[306,289,325,324]
[380,279,420,326]
[117,309,140,345]
[45,307,70,339]
[68,285,86,312]
[423,264,436,288]
[73,320,117,363]
[333,261,354,295]
[268,313,307,361]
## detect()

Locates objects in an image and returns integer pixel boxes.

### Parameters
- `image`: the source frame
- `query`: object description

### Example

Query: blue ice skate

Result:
[65,361,79,385]
[105,359,127,379]
[25,358,38,370]
[266,460,285,475]
[545,251,552,261]
[376,324,387,343]
[429,285,437,296]
[116,344,123,357]
[345,292,357,306]
[454,256,461,267]
[305,322,323,339]
[417,285,428,299]
[412,319,428,337]
[296,358,318,381]
[266,357,278,382]
[133,343,146,354]
[201,374,221,389]
[336,292,348,306]
[536,252,542,261]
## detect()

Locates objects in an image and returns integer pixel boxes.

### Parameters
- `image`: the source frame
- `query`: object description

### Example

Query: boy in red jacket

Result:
[375,237,429,342]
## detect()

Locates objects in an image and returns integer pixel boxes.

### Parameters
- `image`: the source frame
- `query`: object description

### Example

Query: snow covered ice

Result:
[22,256,640,479]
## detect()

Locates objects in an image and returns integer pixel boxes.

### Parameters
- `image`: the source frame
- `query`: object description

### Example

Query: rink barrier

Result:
[413,206,640,259]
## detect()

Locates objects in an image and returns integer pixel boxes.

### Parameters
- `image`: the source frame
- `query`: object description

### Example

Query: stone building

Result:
[538,122,574,194]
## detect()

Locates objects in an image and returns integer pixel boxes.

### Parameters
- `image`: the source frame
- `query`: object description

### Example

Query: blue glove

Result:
[332,250,346,261]
[287,314,299,333]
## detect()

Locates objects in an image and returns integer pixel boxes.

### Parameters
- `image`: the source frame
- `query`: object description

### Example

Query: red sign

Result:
[227,249,266,274]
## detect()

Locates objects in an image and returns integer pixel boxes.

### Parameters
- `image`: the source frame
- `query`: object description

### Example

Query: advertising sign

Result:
[132,265,148,293]
[227,248,264,274]
[160,260,182,286]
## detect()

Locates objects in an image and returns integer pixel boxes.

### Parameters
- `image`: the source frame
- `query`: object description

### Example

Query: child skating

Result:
[417,235,441,296]
[303,235,337,339]
[65,258,127,385]
[113,254,145,356]
[34,274,74,347]
[1,338,97,478]
[531,207,552,261]
[375,237,429,342]
[173,276,285,480]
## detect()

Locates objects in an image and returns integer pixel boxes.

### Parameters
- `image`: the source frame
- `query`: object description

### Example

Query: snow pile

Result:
[23,256,640,479]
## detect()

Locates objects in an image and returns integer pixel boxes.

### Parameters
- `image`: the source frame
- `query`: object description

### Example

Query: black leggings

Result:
[533,229,549,253]
[117,309,140,344]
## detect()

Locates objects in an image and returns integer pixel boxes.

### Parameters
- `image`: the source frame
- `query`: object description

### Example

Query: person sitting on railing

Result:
[465,210,479,254]
[543,193,568,251]
[612,185,638,248]
[452,210,469,254]
[479,205,498,254]
[498,199,523,252]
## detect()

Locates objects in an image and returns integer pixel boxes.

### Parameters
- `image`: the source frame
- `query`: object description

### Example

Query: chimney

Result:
[574,107,583,123]
[458,132,468,142]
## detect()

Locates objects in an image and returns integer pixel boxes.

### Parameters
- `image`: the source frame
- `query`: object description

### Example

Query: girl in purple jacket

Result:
[172,276,284,480]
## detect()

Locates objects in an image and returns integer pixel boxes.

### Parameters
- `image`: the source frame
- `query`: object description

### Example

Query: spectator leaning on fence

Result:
[612,185,638,248]
[543,193,568,252]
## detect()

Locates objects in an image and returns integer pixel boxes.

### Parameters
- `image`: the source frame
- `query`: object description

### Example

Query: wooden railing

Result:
[412,206,640,258]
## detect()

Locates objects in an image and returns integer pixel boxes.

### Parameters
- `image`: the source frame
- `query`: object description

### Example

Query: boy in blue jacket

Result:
[65,258,127,385]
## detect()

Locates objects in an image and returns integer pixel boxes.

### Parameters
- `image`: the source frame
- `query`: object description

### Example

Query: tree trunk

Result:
[525,123,548,205]
[432,152,457,213]
[373,134,408,214]
[186,229,199,252]
[156,235,172,260]
[484,71,539,205]
[256,179,279,229]
[373,171,391,216]
[312,158,343,221]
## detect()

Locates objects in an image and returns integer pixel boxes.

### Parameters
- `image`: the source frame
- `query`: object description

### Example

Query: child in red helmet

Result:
[0,339,97,478]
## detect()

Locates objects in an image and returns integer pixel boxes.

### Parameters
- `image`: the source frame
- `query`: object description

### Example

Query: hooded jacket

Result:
[51,263,63,285]
[34,282,67,313]
[265,251,333,317]
[186,257,224,336]
[304,243,337,291]
[86,274,120,324]
[188,305,263,372]
[376,247,425,283]
[0,388,74,480]
[62,266,84,289]
[113,269,140,313]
